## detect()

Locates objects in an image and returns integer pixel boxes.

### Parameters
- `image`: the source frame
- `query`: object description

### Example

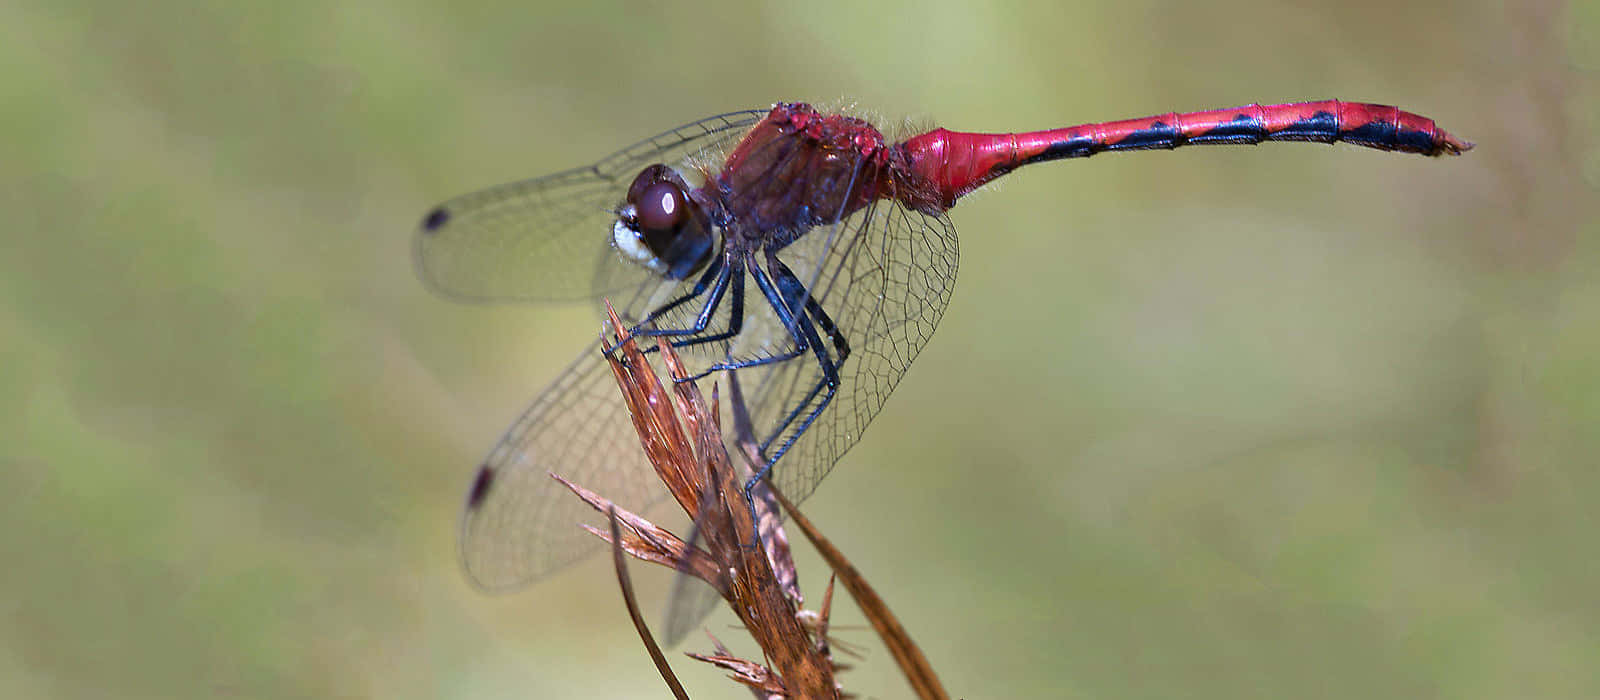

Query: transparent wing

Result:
[456,197,959,596]
[453,118,960,602]
[458,341,670,590]
[415,110,765,303]
[654,194,959,642]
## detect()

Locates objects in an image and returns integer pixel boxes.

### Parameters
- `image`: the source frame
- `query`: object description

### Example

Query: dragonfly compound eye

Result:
[635,181,688,238]
[613,168,716,280]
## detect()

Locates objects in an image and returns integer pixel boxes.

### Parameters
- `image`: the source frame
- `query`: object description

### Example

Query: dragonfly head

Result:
[613,164,718,280]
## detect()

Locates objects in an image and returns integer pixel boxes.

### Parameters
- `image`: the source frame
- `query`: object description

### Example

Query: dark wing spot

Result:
[466,464,496,510]
[422,207,451,233]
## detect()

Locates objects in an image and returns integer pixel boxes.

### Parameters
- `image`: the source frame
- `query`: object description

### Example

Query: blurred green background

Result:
[5,0,1598,697]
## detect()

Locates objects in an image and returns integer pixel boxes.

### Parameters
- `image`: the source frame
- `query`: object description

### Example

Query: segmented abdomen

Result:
[897,100,1473,210]
[1044,100,1471,158]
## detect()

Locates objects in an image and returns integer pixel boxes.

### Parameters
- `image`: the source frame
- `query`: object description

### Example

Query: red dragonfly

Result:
[418,100,1470,593]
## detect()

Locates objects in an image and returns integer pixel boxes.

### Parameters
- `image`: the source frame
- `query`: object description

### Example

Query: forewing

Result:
[415,110,765,303]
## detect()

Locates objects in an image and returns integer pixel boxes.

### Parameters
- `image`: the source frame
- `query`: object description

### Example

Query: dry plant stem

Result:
[697,635,787,700]
[608,506,691,700]
[558,474,723,589]
[682,651,785,697]
[571,303,838,698]
[815,577,837,658]
[653,335,837,697]
[771,487,951,700]
[602,310,707,518]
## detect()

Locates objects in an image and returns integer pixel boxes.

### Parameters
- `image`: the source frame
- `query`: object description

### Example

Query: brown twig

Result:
[555,301,948,698]
[771,486,951,700]
[549,304,837,698]
[608,505,690,700]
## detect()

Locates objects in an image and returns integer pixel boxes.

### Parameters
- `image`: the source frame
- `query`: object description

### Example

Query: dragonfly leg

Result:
[744,257,850,449]
[634,251,726,325]
[741,257,843,495]
[677,254,813,382]
[604,253,734,355]
[786,259,849,365]
[660,268,745,351]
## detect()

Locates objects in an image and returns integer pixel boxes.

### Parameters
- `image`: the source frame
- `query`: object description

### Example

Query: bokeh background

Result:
[6,0,1598,697]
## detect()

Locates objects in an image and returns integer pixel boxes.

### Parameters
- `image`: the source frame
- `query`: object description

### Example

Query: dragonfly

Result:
[418,100,1471,593]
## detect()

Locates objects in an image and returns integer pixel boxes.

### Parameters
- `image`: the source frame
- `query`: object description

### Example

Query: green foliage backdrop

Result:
[4,0,1597,697]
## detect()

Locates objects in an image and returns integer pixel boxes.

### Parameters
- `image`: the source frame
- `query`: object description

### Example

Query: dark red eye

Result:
[615,165,716,280]
[635,181,687,234]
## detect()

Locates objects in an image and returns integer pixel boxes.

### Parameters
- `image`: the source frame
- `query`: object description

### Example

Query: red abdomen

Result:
[896,100,1474,210]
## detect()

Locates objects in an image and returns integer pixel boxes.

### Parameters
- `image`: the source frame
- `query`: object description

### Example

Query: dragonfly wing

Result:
[415,110,766,303]
[649,197,958,640]
[659,523,729,646]
[458,342,667,591]
[738,198,960,503]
